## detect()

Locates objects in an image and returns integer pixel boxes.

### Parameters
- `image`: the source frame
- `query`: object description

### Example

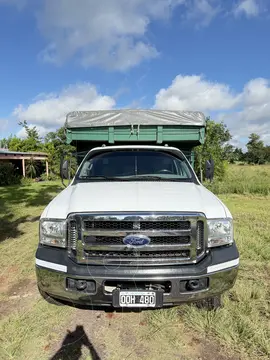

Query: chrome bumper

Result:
[36,266,238,307]
[35,244,239,307]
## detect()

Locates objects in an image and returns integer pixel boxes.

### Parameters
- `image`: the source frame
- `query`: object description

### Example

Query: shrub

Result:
[0,163,21,186]
[40,172,59,181]
[21,177,34,185]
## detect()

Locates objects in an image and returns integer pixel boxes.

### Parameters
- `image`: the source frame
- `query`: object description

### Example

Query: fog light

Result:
[67,278,96,293]
[179,278,209,293]
[76,280,87,291]
[187,279,200,291]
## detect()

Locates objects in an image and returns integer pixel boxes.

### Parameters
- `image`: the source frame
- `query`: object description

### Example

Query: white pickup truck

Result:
[36,145,239,310]
[36,145,239,309]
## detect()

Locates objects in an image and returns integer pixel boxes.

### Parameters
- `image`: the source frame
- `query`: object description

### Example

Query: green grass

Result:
[0,181,76,360]
[1,300,72,360]
[0,181,63,283]
[147,194,270,359]
[206,164,270,195]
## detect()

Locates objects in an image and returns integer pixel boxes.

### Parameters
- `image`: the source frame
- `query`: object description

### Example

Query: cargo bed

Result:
[65,110,206,167]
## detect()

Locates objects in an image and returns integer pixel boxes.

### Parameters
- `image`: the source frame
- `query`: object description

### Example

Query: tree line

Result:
[223,133,270,165]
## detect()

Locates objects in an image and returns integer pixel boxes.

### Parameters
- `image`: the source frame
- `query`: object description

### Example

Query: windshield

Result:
[76,150,194,181]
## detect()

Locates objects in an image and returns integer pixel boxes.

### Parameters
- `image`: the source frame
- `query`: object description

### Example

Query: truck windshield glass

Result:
[77,151,193,181]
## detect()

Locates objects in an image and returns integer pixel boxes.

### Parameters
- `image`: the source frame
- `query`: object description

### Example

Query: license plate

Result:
[119,291,156,308]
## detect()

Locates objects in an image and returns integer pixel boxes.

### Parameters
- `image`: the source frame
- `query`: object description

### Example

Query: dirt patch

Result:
[197,339,241,360]
[0,265,19,294]
[47,308,107,360]
[6,278,36,297]
[0,278,38,320]
[0,300,12,319]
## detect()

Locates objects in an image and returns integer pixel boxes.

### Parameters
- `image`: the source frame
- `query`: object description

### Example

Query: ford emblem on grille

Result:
[123,234,150,247]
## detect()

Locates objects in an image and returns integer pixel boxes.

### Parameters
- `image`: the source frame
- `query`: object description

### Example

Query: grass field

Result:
[151,194,270,359]
[0,165,269,360]
[207,164,270,196]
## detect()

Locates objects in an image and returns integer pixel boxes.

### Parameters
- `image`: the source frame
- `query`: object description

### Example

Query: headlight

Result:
[207,219,233,248]
[40,219,66,248]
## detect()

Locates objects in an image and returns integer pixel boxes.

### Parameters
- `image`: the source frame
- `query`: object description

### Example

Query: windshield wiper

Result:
[125,175,189,181]
[78,176,122,181]
[127,175,163,180]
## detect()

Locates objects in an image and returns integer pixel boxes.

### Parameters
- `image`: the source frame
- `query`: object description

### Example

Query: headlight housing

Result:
[40,219,67,248]
[207,219,234,248]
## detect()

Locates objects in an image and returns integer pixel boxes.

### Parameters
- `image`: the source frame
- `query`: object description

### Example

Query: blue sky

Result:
[0,0,269,147]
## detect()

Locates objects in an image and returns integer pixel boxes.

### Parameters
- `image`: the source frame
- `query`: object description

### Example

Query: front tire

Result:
[196,296,222,310]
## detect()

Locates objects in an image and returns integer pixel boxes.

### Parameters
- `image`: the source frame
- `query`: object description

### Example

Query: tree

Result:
[3,121,43,153]
[194,118,232,180]
[233,147,245,162]
[264,146,270,163]
[43,127,76,178]
[223,144,236,163]
[246,133,266,164]
[0,137,10,149]
[18,121,43,152]
[6,137,23,151]
[26,157,39,179]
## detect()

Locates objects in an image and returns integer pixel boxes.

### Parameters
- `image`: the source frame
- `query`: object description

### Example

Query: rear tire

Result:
[196,296,222,311]
[38,287,64,306]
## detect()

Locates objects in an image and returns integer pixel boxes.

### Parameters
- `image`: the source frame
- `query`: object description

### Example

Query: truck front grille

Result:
[67,213,207,266]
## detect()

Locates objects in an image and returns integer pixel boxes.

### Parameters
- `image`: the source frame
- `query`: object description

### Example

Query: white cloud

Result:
[183,0,221,27]
[222,78,270,144]
[13,83,115,131]
[233,0,261,17]
[154,74,270,145]
[154,74,240,111]
[37,0,186,71]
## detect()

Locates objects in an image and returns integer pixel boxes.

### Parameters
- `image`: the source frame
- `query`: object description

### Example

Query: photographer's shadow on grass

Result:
[50,325,101,360]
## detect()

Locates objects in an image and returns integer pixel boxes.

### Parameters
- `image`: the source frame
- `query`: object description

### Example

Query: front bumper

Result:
[35,243,239,307]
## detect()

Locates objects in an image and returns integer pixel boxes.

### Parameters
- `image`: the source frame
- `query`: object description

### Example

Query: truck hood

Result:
[42,182,231,219]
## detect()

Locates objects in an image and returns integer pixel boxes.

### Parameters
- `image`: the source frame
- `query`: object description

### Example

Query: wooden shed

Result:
[0,150,49,177]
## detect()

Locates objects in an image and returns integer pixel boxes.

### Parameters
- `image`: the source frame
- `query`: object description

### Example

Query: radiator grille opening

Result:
[84,250,190,259]
[84,220,190,231]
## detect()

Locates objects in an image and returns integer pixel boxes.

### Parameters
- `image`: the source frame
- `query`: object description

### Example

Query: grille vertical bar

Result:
[196,220,204,256]
[68,220,77,251]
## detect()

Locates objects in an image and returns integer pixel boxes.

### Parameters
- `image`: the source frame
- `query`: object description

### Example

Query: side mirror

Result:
[205,159,214,181]
[61,159,69,180]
